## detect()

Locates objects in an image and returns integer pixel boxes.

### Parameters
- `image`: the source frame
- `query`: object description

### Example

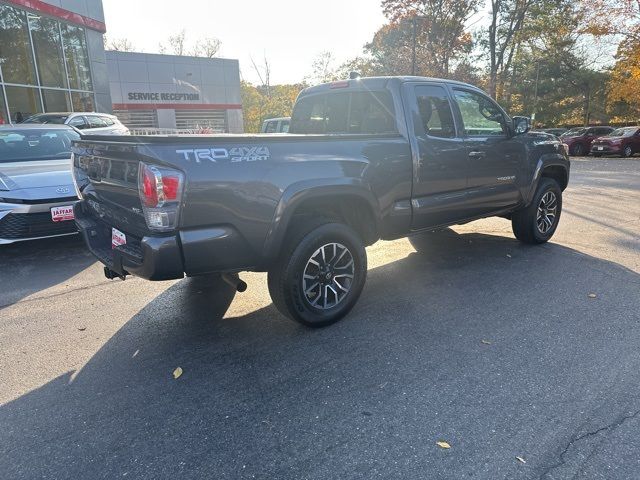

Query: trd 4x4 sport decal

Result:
[176,146,270,163]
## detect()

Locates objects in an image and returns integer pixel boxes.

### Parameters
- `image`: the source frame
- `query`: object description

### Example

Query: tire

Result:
[512,178,562,244]
[622,145,633,158]
[570,143,584,156]
[268,219,367,327]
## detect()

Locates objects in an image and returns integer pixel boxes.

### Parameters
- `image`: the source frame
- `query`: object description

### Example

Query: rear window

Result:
[102,116,115,126]
[0,128,79,162]
[291,90,397,134]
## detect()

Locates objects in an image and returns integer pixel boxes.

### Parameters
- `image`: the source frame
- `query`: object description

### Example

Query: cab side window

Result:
[415,85,456,138]
[453,89,505,136]
[349,91,396,134]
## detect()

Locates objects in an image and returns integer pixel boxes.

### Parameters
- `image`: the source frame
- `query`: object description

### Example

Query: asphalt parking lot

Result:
[1,157,639,480]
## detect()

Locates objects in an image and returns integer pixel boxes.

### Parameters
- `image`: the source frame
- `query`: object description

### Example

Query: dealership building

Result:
[0,0,110,123]
[0,0,243,132]
[106,51,243,132]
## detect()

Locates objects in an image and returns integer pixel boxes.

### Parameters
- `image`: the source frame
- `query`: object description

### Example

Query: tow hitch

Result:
[104,266,127,281]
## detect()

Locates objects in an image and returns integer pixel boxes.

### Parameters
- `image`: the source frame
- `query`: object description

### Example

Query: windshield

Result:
[0,128,79,163]
[608,127,637,137]
[22,114,69,124]
[560,127,587,137]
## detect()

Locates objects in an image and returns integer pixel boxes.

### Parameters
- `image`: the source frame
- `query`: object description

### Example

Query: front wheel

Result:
[268,221,367,327]
[512,178,562,244]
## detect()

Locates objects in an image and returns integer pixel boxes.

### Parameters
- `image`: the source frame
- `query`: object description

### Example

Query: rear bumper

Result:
[590,145,621,154]
[74,200,257,280]
[74,201,184,281]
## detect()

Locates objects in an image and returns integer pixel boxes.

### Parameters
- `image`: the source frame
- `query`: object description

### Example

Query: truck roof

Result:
[300,76,478,96]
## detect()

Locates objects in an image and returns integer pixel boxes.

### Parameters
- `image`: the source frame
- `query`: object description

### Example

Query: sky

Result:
[101,0,387,85]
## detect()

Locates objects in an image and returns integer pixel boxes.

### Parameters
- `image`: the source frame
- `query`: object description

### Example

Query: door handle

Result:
[468,151,486,158]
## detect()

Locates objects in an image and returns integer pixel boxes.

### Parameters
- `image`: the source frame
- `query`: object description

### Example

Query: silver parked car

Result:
[0,124,80,244]
[21,112,130,135]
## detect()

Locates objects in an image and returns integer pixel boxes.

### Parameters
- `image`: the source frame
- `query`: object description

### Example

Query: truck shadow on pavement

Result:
[0,234,95,310]
[3,229,640,479]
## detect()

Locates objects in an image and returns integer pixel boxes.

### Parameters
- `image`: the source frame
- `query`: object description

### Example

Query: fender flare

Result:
[261,178,381,261]
[524,155,570,206]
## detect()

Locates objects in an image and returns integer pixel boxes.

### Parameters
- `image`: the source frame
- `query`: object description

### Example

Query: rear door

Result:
[404,82,470,229]
[450,87,522,217]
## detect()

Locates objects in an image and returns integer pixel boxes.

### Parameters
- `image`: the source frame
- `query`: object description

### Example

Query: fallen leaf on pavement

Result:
[436,441,451,449]
[588,293,597,298]
[77,327,86,331]
[173,367,183,379]
[516,456,526,464]
[481,339,492,345]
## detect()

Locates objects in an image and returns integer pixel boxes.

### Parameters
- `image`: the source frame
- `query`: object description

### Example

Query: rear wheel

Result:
[268,220,367,327]
[622,145,633,158]
[512,178,562,244]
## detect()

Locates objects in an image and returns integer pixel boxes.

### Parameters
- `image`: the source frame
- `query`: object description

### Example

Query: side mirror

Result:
[512,116,530,135]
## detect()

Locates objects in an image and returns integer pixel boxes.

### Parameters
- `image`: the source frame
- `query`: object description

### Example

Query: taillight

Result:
[138,162,184,231]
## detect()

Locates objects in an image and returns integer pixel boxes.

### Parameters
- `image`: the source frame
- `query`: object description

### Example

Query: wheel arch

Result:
[525,157,569,206]
[262,179,381,263]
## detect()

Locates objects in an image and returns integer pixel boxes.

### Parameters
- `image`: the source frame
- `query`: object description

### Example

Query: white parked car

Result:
[22,112,130,135]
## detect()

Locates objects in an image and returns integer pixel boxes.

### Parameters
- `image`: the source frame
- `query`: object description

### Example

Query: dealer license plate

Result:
[50,205,74,222]
[112,227,126,249]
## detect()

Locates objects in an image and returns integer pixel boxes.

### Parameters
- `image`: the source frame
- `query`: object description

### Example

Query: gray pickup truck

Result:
[72,76,570,327]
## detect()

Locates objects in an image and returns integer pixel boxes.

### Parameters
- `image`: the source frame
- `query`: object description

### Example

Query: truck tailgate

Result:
[72,139,154,238]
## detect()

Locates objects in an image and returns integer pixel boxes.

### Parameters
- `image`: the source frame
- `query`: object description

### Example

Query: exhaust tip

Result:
[221,273,247,292]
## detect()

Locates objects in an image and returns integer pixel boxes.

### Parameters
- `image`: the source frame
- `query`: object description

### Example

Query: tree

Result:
[159,30,188,56]
[607,37,640,122]
[380,0,481,77]
[484,0,535,99]
[103,37,136,52]
[157,30,223,59]
[241,81,302,132]
[580,0,640,41]
[192,37,222,58]
[305,51,340,85]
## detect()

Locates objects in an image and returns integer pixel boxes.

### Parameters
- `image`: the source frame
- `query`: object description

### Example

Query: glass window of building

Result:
[0,4,38,85]
[27,13,68,88]
[42,89,71,111]
[62,24,93,91]
[71,91,94,112]
[5,85,42,122]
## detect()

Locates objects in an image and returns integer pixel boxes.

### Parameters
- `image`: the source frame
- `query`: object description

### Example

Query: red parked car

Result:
[560,126,614,156]
[591,126,640,157]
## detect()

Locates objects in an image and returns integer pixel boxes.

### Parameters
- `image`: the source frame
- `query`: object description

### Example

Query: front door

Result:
[451,88,522,217]
[406,83,470,230]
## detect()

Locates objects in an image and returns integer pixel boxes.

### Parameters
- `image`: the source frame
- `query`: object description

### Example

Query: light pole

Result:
[531,60,540,124]
[411,17,417,76]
